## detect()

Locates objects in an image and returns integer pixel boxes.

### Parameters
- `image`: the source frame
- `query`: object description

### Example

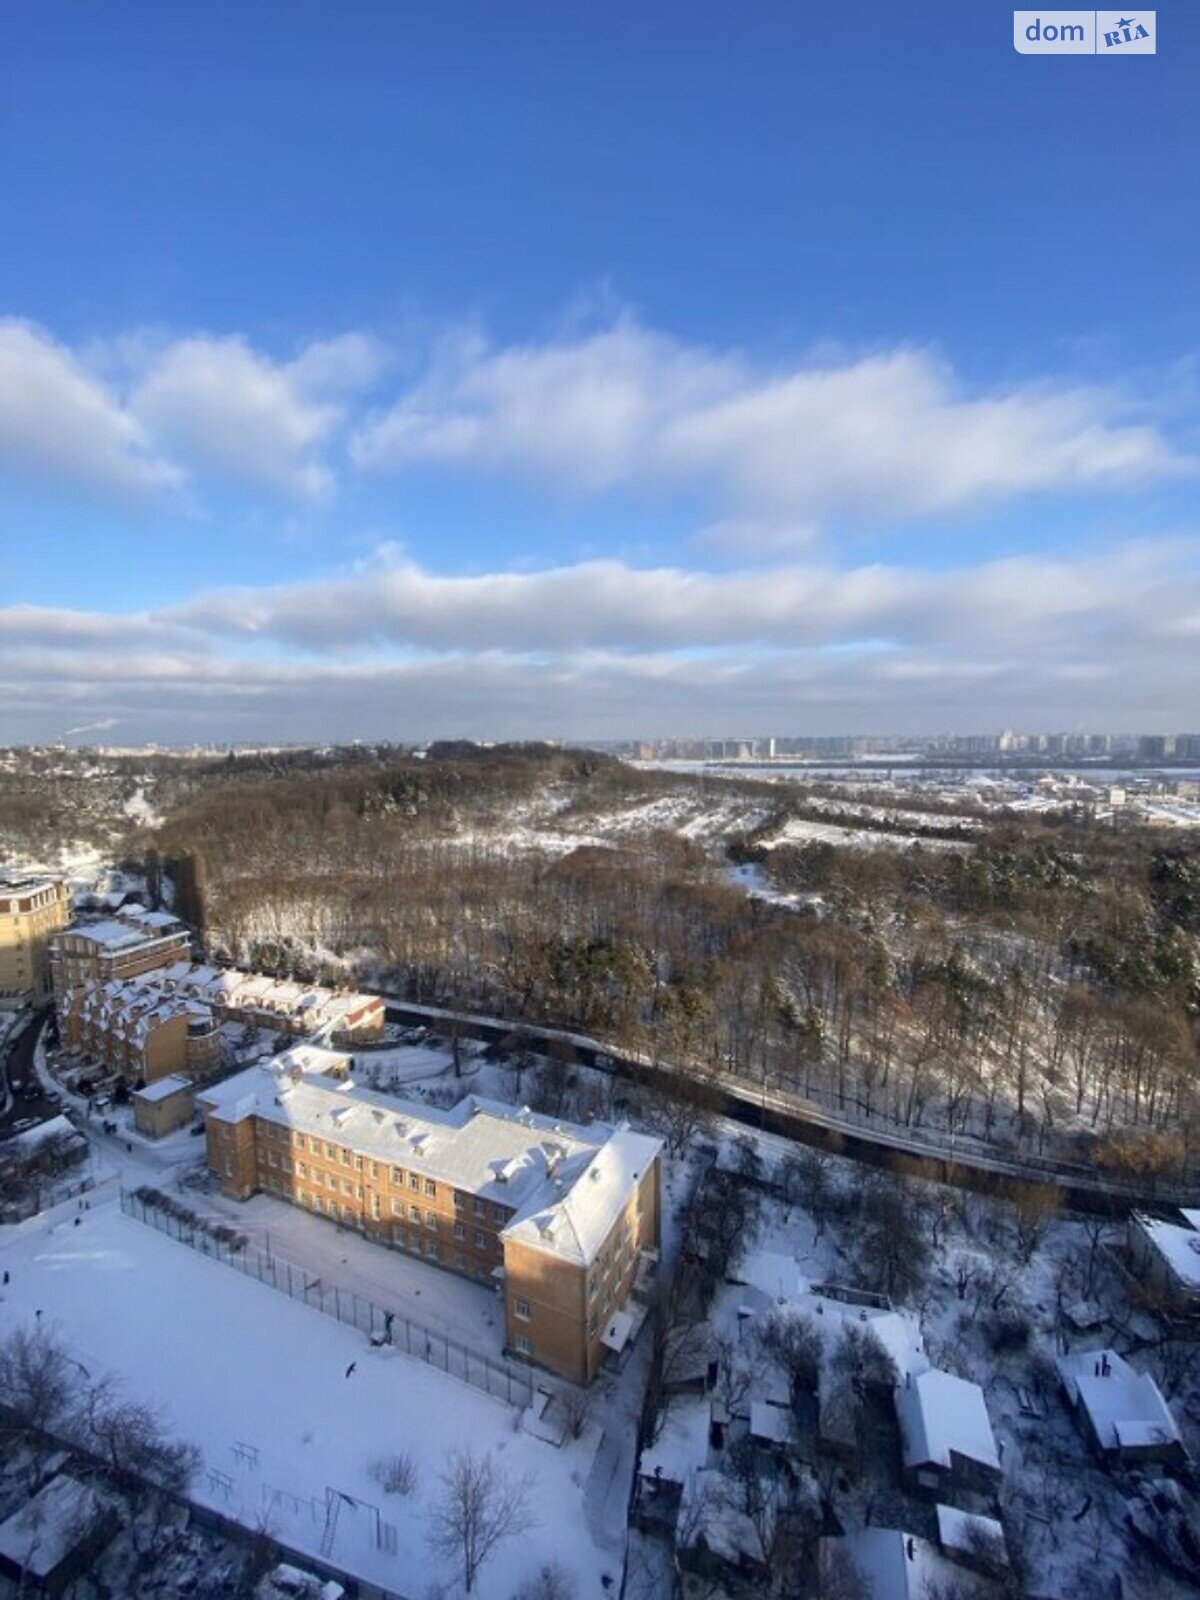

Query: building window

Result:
[492,1204,506,1223]
[473,1197,486,1218]
[392,1167,405,1184]
[409,1173,420,1191]
[409,1204,421,1222]
[454,1190,467,1211]
[515,1299,531,1321]
[474,1230,486,1249]
[424,1179,437,1198]
[455,1253,466,1271]
[453,1222,466,1241]
[516,1335,532,1356]
[392,1200,404,1217]
[425,1212,437,1230]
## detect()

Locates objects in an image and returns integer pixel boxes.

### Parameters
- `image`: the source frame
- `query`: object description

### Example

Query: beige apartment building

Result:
[201,1051,663,1383]
[50,905,193,994]
[0,874,70,1006]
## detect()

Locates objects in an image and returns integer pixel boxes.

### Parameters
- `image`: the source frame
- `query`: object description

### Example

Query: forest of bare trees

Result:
[6,743,1199,1178]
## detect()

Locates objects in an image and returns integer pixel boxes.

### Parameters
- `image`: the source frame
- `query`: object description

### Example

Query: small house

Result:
[1128,1211,1200,1313]
[895,1369,1001,1497]
[0,1474,119,1598]
[1055,1349,1187,1467]
[132,1074,195,1139]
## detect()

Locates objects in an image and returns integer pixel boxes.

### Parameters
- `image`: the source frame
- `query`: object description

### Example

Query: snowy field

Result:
[760,816,973,854]
[0,1196,624,1600]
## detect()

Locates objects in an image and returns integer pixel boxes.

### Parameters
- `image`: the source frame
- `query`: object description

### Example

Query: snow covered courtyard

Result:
[0,1194,629,1599]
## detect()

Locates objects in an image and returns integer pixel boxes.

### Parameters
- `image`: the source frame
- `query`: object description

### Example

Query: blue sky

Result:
[1,0,1198,742]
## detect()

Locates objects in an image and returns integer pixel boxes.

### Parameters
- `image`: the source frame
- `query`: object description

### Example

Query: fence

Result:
[120,1188,534,1410]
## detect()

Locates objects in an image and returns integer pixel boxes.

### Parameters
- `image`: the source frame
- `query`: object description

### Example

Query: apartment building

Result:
[50,905,193,994]
[200,1051,663,1383]
[0,873,70,1005]
[59,976,221,1086]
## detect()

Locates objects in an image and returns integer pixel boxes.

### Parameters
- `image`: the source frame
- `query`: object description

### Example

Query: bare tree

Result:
[428,1447,537,1593]
[0,1324,76,1449]
[83,1394,200,1495]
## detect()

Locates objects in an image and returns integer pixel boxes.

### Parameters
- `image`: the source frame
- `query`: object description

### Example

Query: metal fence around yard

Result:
[119,1187,534,1409]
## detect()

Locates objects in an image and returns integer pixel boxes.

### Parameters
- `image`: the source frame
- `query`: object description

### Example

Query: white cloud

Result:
[156,541,1196,657]
[353,325,1190,532]
[130,335,345,501]
[0,319,181,502]
[352,320,740,493]
[286,332,389,396]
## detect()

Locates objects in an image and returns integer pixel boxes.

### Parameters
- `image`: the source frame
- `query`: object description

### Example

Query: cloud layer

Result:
[3,543,1198,741]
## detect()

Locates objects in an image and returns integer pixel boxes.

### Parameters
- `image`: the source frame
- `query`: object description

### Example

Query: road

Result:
[0,1005,59,1139]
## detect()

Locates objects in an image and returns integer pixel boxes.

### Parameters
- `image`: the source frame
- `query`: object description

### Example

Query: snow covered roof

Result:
[204,1057,662,1266]
[749,1400,792,1445]
[117,905,181,928]
[0,1474,115,1578]
[1055,1349,1183,1454]
[638,1394,712,1484]
[5,1114,83,1155]
[503,1124,661,1266]
[133,1074,193,1104]
[828,1528,991,1600]
[935,1505,1006,1564]
[895,1369,1000,1474]
[57,917,156,951]
[732,1249,805,1303]
[734,1276,928,1384]
[1134,1212,1200,1291]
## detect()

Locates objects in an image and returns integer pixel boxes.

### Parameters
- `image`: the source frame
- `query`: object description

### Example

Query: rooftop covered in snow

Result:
[1055,1349,1185,1457]
[895,1368,1000,1476]
[203,1055,662,1266]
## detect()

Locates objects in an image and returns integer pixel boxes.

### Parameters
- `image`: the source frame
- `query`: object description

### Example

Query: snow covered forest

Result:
[6,742,1200,1183]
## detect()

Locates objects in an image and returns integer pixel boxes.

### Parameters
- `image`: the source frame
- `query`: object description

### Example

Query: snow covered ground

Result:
[759,816,973,854]
[0,1195,626,1600]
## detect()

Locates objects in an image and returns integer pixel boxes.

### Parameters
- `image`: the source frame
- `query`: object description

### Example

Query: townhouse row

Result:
[52,905,383,1087]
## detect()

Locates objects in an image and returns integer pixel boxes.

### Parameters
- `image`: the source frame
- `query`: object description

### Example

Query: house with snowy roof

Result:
[895,1369,1002,1497]
[0,1474,120,1597]
[199,1053,663,1383]
[820,1527,998,1600]
[1128,1209,1200,1312]
[1055,1349,1187,1467]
